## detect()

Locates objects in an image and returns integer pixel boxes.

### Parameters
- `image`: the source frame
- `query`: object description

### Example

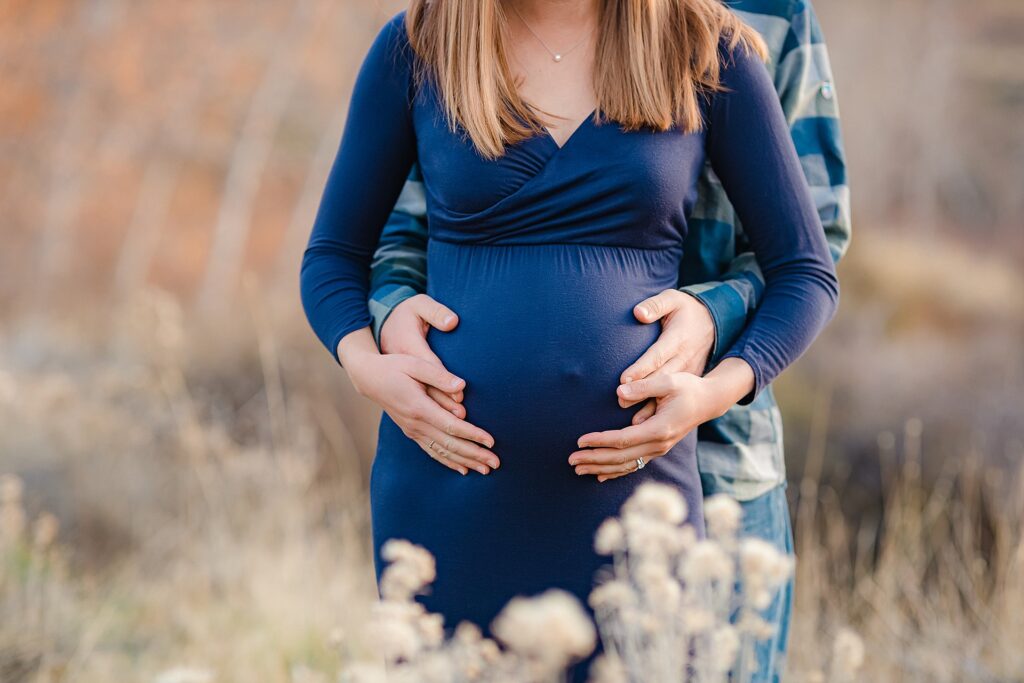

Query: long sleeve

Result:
[300,13,418,363]
[704,39,840,405]
[680,0,850,372]
[367,164,430,348]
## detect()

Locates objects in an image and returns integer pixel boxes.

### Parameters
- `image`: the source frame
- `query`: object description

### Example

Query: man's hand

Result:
[620,288,716,423]
[381,293,467,418]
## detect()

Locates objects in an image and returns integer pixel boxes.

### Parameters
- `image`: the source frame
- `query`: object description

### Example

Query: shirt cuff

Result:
[678,280,752,368]
[368,284,420,351]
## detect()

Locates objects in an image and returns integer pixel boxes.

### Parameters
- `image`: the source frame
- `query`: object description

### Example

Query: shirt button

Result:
[820,80,835,100]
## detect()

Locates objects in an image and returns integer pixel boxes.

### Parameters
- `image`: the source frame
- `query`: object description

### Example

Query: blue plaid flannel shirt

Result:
[365,0,850,501]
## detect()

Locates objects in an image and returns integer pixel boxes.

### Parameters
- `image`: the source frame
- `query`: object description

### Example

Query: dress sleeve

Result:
[300,12,418,363]
[704,39,840,405]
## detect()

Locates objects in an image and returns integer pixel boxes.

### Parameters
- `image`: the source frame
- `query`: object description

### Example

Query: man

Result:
[364,1,849,679]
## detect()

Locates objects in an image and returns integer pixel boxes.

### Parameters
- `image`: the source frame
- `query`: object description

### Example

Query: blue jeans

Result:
[720,483,794,683]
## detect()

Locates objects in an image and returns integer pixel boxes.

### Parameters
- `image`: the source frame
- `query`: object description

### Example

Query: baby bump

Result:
[425,239,682,471]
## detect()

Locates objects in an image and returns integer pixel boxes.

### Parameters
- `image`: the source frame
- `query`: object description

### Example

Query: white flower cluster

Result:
[588,485,793,683]
[344,540,595,683]
[340,485,863,683]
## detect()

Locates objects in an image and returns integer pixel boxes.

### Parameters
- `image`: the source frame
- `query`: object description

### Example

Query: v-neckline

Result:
[542,108,597,151]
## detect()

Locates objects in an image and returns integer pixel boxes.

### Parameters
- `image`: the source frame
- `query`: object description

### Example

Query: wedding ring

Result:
[635,457,646,471]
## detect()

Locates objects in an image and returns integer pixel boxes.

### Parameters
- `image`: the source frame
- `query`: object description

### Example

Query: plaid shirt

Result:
[366,0,850,501]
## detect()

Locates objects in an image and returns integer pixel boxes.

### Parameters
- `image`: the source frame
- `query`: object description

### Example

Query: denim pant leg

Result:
[733,484,795,683]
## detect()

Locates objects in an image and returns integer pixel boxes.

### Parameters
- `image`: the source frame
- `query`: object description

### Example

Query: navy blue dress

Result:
[301,10,838,676]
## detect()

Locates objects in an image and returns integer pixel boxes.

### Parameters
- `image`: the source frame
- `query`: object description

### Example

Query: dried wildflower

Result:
[704,494,743,541]
[830,628,866,679]
[589,579,636,612]
[681,539,734,585]
[710,625,740,673]
[736,611,775,639]
[339,662,388,683]
[588,653,628,683]
[379,539,436,600]
[491,589,596,668]
[594,517,626,555]
[622,482,687,525]
[682,607,715,634]
[418,611,445,648]
[453,621,482,644]
[367,605,423,662]
[622,515,688,558]
[739,538,793,610]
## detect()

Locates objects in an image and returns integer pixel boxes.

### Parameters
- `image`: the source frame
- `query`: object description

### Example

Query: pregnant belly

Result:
[425,239,682,472]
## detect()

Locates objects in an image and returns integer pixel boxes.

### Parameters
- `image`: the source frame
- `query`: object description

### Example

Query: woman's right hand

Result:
[338,327,499,476]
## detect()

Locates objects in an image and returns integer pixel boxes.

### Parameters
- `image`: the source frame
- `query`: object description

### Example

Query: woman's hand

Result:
[568,357,755,482]
[338,328,499,476]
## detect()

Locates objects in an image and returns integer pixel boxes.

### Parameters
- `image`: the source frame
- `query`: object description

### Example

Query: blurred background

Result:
[1,1,1021,681]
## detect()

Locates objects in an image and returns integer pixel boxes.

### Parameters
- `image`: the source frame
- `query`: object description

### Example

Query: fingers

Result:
[415,437,469,475]
[632,399,656,424]
[420,424,498,474]
[571,418,676,462]
[427,386,466,418]
[633,289,683,324]
[415,397,496,451]
[617,373,678,403]
[620,337,675,386]
[619,356,688,407]
[411,294,459,332]
[402,356,465,394]
[569,444,654,476]
[569,440,666,471]
[400,332,450,372]
[576,458,646,475]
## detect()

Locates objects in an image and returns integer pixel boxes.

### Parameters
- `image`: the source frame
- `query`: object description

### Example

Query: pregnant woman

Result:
[301,0,838,674]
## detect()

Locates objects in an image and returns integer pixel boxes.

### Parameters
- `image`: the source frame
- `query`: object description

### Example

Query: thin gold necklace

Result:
[510,3,595,63]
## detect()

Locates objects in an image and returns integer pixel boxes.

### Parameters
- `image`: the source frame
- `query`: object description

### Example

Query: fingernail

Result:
[637,306,649,319]
[622,374,633,384]
[450,378,462,390]
[619,384,632,396]
[568,457,577,465]
[477,467,488,475]
[443,314,456,326]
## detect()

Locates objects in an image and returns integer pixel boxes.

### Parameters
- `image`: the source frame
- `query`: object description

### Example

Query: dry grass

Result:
[1,292,1021,683]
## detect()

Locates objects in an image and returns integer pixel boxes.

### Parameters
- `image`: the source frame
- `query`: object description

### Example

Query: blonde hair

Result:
[404,0,767,160]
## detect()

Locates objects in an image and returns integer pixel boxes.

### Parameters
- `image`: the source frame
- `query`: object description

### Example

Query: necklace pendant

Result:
[553,54,562,62]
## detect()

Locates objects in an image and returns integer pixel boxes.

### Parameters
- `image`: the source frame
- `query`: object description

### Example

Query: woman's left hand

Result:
[568,372,720,482]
